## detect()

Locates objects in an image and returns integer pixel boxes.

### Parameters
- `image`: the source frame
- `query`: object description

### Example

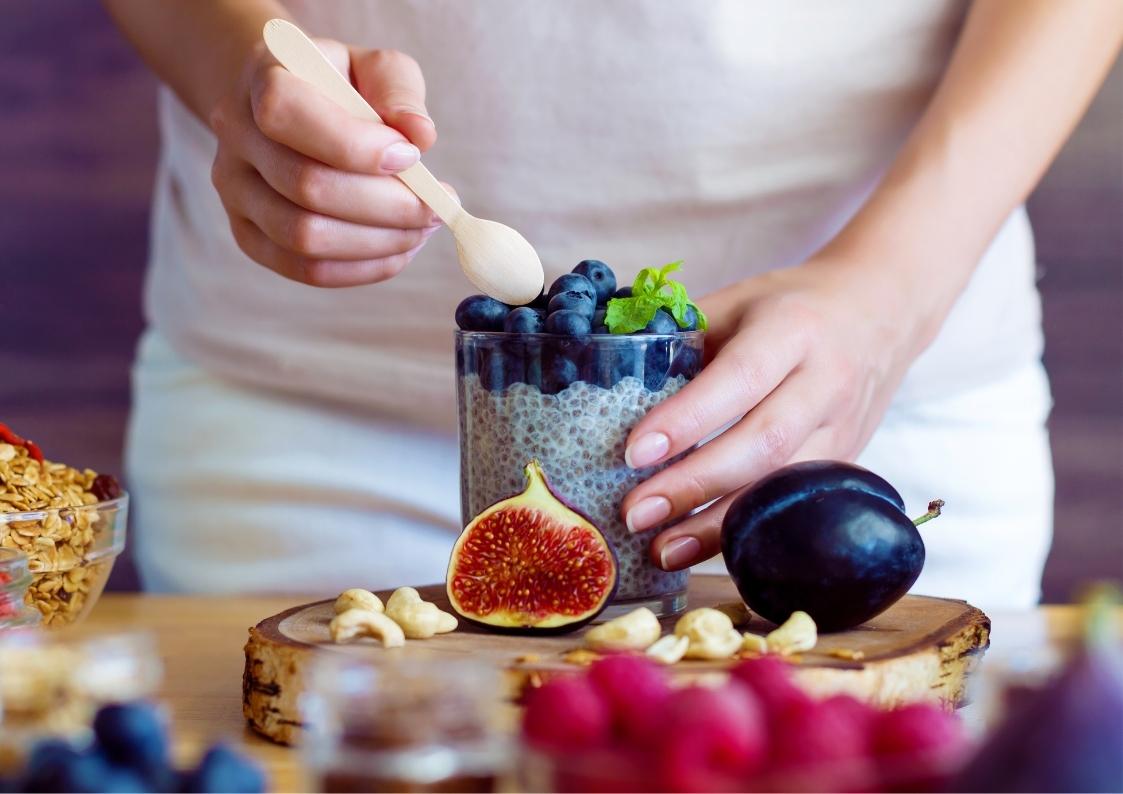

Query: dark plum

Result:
[545,309,592,336]
[455,295,509,331]
[720,461,927,631]
[572,260,617,304]
[547,273,596,304]
[611,286,633,300]
[640,308,678,335]
[504,306,545,334]
[547,290,595,320]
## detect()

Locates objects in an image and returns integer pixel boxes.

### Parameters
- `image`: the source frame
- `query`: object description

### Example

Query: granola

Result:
[0,440,121,627]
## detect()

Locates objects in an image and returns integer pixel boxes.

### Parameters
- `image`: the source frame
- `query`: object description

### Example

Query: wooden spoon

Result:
[263,18,544,305]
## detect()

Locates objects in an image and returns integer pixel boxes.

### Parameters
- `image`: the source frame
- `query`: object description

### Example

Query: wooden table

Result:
[80,594,1095,793]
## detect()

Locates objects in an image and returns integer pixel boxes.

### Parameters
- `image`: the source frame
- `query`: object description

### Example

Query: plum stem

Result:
[912,499,945,526]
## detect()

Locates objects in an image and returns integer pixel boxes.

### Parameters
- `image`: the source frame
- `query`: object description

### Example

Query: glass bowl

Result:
[0,548,41,629]
[0,495,127,627]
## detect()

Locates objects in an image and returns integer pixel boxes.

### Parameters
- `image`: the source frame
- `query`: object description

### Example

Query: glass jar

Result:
[0,549,40,629]
[456,330,704,618]
[301,654,511,792]
[0,632,162,772]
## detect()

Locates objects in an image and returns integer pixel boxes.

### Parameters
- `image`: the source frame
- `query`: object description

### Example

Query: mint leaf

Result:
[667,282,690,326]
[605,294,663,334]
[631,267,660,297]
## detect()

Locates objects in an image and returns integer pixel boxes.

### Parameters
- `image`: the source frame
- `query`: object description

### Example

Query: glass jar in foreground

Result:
[456,330,704,618]
[301,654,511,793]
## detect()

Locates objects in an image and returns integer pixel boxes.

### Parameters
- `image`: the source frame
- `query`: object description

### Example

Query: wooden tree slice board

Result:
[243,575,990,745]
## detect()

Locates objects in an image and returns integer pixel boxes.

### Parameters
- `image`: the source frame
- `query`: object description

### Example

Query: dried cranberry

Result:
[90,474,123,501]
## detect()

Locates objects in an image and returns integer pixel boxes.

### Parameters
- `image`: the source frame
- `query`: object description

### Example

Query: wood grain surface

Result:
[243,576,991,745]
[77,593,1115,793]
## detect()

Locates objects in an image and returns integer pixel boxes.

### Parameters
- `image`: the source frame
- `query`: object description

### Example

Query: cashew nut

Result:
[584,608,662,651]
[741,633,769,654]
[645,634,690,665]
[334,588,384,615]
[329,608,405,648]
[385,587,458,639]
[714,601,753,627]
[765,610,817,655]
[674,608,743,660]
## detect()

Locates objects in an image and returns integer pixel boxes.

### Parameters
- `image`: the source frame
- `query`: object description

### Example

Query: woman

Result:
[103,0,1122,607]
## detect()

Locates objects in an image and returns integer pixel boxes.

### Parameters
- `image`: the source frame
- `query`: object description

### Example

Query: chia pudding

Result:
[456,330,703,616]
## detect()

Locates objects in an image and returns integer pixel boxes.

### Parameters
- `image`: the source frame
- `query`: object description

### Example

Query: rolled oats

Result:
[0,441,120,627]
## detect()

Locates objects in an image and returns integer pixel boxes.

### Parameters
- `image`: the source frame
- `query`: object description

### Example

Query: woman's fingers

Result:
[249,63,421,175]
[648,490,744,571]
[218,166,432,261]
[351,48,437,151]
[622,367,827,533]
[623,308,805,470]
[228,216,423,288]
[236,127,437,228]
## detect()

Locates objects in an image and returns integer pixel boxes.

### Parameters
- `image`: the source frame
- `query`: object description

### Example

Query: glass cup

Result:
[301,654,511,793]
[456,330,704,618]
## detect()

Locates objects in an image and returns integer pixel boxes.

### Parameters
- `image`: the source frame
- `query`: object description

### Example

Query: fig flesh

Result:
[720,460,926,631]
[446,460,617,632]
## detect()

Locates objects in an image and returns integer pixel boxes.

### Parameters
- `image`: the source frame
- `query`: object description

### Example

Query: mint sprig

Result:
[604,260,707,334]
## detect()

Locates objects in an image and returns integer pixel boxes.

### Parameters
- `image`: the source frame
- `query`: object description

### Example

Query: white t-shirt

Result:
[145,0,1042,431]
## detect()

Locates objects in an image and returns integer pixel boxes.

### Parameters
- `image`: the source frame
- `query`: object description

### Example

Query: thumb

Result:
[351,48,437,151]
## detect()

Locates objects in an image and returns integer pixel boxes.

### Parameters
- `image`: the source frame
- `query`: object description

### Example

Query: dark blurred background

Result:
[2,5,1120,600]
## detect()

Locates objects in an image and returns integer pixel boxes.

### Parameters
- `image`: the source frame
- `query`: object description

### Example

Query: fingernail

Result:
[626,496,672,533]
[625,433,669,469]
[660,536,701,571]
[381,142,420,172]
[398,108,435,125]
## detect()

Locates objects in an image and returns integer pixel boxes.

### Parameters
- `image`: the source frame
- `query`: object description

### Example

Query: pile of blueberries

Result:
[455,260,702,393]
[3,702,266,794]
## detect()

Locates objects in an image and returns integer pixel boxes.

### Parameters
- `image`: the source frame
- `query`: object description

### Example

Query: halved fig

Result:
[447,460,617,632]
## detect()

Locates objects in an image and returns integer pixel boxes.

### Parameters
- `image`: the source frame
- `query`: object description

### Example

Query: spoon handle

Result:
[262,18,462,224]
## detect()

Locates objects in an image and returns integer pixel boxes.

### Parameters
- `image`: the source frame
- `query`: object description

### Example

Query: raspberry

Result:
[656,681,768,783]
[586,655,670,744]
[729,656,811,722]
[767,695,875,791]
[522,676,611,752]
[873,703,964,757]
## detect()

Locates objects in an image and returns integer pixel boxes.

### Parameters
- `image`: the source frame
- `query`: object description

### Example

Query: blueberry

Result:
[20,739,81,792]
[20,744,147,794]
[454,295,510,331]
[546,273,596,305]
[670,345,702,379]
[547,290,595,320]
[528,290,550,310]
[611,286,633,300]
[503,306,545,334]
[644,339,672,391]
[572,260,617,305]
[479,348,511,392]
[640,308,678,335]
[92,702,169,776]
[680,304,699,332]
[543,352,580,395]
[180,745,266,794]
[545,310,592,336]
[582,345,639,387]
[593,307,607,328]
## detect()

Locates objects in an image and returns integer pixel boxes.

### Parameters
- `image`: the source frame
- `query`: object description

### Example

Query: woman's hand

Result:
[209,39,447,287]
[620,258,933,571]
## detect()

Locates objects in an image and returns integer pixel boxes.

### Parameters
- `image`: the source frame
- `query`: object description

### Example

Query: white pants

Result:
[127,331,1054,609]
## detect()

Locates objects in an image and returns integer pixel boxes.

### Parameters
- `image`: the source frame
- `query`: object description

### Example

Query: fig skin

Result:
[447,460,618,634]
[720,460,924,632]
